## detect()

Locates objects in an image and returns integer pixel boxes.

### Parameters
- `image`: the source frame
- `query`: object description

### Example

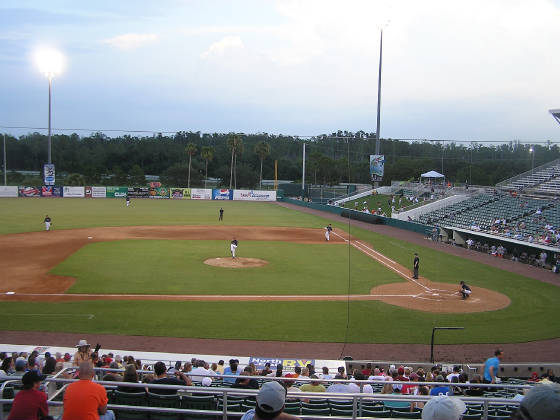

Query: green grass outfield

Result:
[1,198,560,344]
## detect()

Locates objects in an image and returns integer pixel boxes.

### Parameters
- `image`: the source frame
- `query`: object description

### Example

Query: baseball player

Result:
[44,215,52,232]
[219,208,224,221]
[230,238,238,259]
[412,253,419,279]
[126,196,131,207]
[325,224,333,241]
[459,281,472,299]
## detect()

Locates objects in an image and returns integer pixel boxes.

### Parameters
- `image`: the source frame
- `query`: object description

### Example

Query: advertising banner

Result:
[248,357,316,370]
[233,190,277,201]
[191,188,212,200]
[0,186,18,197]
[85,186,92,198]
[212,189,233,200]
[41,186,63,197]
[127,187,150,198]
[92,186,106,198]
[63,186,85,198]
[370,155,384,180]
[170,188,190,199]
[106,186,128,198]
[43,164,55,186]
[149,187,170,199]
[18,186,41,197]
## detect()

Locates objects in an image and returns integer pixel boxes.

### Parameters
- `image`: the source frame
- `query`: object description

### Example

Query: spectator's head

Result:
[63,353,71,362]
[275,364,283,377]
[78,362,95,380]
[75,339,91,352]
[255,381,287,420]
[196,359,205,368]
[338,366,345,375]
[1,357,13,372]
[183,362,192,372]
[154,362,167,376]
[15,358,27,372]
[211,363,218,372]
[301,367,309,377]
[421,395,466,420]
[124,364,138,383]
[354,372,365,381]
[22,370,45,390]
[218,360,224,366]
[175,361,182,370]
[514,383,560,420]
[42,356,56,375]
[283,373,296,387]
[294,366,302,375]
[322,367,329,375]
[398,367,405,376]
[201,377,212,387]
[495,349,504,360]
[310,374,321,386]
[435,375,445,383]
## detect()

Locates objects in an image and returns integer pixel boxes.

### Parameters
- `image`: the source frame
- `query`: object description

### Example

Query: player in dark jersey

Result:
[219,208,224,221]
[459,281,472,299]
[413,253,419,279]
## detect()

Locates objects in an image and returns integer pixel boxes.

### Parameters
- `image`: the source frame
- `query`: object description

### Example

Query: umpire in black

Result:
[413,253,419,279]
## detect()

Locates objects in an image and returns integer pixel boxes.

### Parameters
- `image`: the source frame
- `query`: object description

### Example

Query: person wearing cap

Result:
[413,253,420,279]
[240,381,302,420]
[12,357,27,377]
[62,362,109,420]
[421,395,466,420]
[7,370,48,420]
[73,339,93,367]
[511,383,560,419]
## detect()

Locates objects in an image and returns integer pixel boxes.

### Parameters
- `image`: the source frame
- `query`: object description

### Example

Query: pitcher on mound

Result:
[230,238,238,259]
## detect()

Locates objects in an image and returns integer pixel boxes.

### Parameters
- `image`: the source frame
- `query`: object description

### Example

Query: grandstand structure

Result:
[496,158,560,196]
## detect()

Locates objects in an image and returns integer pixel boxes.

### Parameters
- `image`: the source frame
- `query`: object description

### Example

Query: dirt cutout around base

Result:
[0,225,510,313]
[204,257,268,268]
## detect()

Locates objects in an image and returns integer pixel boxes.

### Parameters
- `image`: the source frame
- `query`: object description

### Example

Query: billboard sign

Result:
[127,187,150,198]
[369,155,384,180]
[41,186,63,197]
[18,186,41,197]
[106,186,128,198]
[43,164,55,186]
[0,186,18,197]
[212,189,233,200]
[191,188,212,200]
[92,186,106,198]
[233,190,277,201]
[150,187,170,199]
[63,186,85,198]
[170,188,191,199]
[248,357,316,370]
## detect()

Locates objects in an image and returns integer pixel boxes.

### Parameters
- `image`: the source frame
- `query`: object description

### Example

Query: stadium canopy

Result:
[421,170,445,178]
[550,109,560,126]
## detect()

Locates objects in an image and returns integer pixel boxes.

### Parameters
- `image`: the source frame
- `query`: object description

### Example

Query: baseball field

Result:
[1,197,560,347]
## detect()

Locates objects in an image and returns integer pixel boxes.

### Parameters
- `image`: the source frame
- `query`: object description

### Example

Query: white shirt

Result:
[190,367,213,382]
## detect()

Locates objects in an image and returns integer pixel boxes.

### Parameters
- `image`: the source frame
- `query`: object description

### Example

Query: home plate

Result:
[88,236,93,239]
[432,293,439,296]
[6,291,15,295]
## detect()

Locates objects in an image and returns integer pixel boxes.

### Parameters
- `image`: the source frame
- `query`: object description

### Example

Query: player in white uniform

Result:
[126,196,131,207]
[230,239,238,259]
[325,224,333,241]
[44,215,52,231]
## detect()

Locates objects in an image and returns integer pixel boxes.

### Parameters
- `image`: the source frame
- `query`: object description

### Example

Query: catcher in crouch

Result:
[459,281,472,299]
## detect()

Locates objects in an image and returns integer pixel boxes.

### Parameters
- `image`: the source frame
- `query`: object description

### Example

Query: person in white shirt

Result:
[190,360,214,383]
[319,366,332,380]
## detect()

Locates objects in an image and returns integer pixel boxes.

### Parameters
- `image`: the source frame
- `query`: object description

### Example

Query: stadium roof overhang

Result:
[550,109,560,126]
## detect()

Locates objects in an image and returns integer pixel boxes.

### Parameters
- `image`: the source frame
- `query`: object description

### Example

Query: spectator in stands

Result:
[261,362,272,376]
[42,356,56,375]
[182,361,192,374]
[337,366,347,379]
[62,362,109,420]
[102,362,122,382]
[421,395,466,420]
[117,364,141,393]
[73,339,92,367]
[167,360,181,375]
[464,374,484,396]
[274,364,283,377]
[411,385,429,412]
[326,374,357,397]
[1,357,14,375]
[233,371,259,389]
[447,366,461,383]
[429,375,450,396]
[352,372,373,393]
[306,364,316,377]
[12,358,27,377]
[300,375,326,393]
[293,366,302,377]
[190,359,215,383]
[283,373,302,398]
[368,368,385,382]
[240,380,302,420]
[150,361,192,395]
[223,359,240,385]
[483,349,503,384]
[7,370,48,420]
[216,360,225,374]
[510,383,560,420]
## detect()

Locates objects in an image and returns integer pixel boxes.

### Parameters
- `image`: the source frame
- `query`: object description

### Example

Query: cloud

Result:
[201,35,244,59]
[103,33,158,50]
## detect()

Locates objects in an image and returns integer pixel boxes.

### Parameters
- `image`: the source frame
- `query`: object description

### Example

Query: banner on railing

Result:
[170,188,191,199]
[41,186,63,197]
[248,357,316,370]
[212,189,233,200]
[233,190,277,201]
[150,187,170,199]
[62,186,85,198]
[0,186,18,197]
[191,188,212,200]
[18,186,41,197]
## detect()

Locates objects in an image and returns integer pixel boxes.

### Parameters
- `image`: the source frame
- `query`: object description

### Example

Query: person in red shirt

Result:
[8,370,49,420]
[63,362,108,420]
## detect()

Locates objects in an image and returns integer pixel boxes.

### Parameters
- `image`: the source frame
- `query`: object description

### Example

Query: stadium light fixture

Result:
[35,48,65,165]
[529,146,535,175]
[550,109,560,126]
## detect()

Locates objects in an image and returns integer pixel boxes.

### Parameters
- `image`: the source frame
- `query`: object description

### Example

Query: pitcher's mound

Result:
[204,257,268,268]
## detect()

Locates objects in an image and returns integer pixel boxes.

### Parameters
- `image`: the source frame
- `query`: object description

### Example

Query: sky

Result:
[0,0,559,141]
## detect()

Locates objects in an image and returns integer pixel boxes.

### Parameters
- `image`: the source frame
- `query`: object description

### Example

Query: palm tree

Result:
[185,142,197,188]
[227,135,243,189]
[200,146,215,189]
[254,141,271,189]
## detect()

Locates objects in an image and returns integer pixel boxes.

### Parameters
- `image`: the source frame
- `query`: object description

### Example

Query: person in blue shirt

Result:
[223,359,240,385]
[483,349,503,384]
[429,375,451,396]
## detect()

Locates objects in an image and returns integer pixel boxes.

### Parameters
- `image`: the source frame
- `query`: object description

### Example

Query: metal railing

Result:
[0,369,530,420]
[496,158,560,188]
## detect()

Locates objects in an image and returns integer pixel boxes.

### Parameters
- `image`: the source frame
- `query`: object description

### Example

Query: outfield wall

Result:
[3,186,276,202]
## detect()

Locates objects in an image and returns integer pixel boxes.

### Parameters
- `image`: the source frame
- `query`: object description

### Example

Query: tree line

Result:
[1,130,556,187]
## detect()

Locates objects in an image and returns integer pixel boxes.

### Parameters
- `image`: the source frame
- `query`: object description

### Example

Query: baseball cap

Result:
[201,377,212,387]
[257,381,286,413]
[519,383,560,420]
[22,370,45,387]
[15,358,27,369]
[421,395,466,420]
[63,353,71,361]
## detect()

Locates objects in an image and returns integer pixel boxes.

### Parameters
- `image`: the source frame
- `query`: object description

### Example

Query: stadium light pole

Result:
[529,146,534,175]
[3,133,6,186]
[374,28,384,188]
[35,48,64,165]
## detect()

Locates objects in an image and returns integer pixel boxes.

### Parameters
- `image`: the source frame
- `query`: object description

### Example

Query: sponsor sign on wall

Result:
[41,186,63,197]
[0,186,18,197]
[233,190,277,201]
[369,154,384,181]
[150,187,170,199]
[63,186,85,198]
[18,186,41,197]
[127,187,150,198]
[92,186,106,198]
[212,189,233,200]
[248,357,316,370]
[170,188,191,199]
[191,188,212,200]
[43,164,55,186]
[106,186,128,198]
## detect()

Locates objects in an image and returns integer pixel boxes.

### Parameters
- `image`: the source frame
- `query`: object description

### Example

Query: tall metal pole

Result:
[3,133,6,186]
[374,29,383,187]
[302,142,306,195]
[48,75,52,164]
